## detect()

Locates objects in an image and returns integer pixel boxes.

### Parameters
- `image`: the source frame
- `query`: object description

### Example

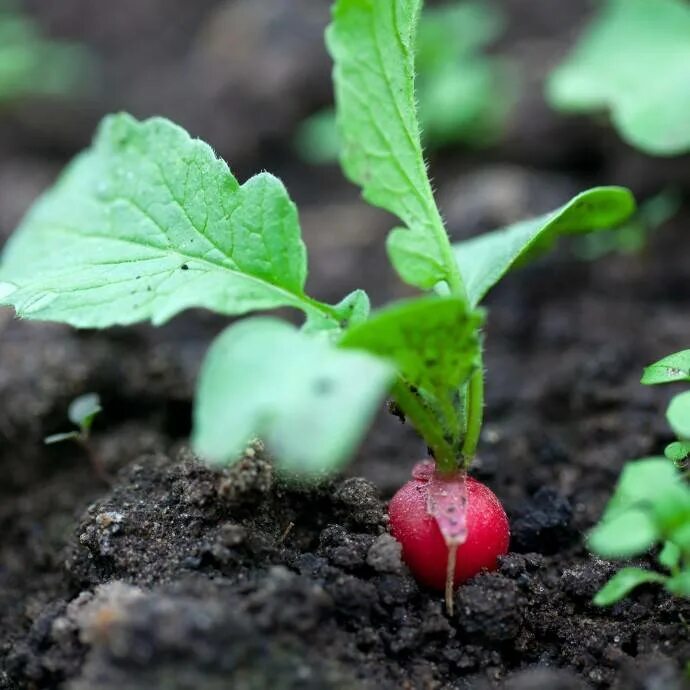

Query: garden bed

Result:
[1,1,690,688]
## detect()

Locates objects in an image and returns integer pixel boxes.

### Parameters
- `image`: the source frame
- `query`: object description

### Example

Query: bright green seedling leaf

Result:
[667,572,690,597]
[642,350,690,385]
[0,114,349,330]
[452,187,636,307]
[668,392,690,439]
[588,507,659,558]
[68,392,102,432]
[44,431,80,445]
[594,568,667,606]
[44,392,102,446]
[340,297,482,468]
[327,0,461,292]
[193,318,394,473]
[600,457,681,519]
[590,455,690,605]
[666,441,690,467]
[547,0,690,156]
[659,541,681,571]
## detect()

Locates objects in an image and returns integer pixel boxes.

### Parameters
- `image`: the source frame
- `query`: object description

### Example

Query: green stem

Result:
[393,382,456,473]
[432,211,486,468]
[460,352,484,467]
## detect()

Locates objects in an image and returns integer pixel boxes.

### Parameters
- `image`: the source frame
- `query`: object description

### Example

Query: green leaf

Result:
[0,114,339,329]
[327,0,457,291]
[44,431,80,445]
[192,318,394,473]
[340,297,481,395]
[668,392,690,439]
[605,458,680,511]
[452,187,636,307]
[666,572,690,598]
[68,393,102,431]
[596,457,690,536]
[297,2,511,164]
[665,441,690,467]
[588,507,659,558]
[340,297,482,466]
[546,0,690,156]
[642,350,690,385]
[658,541,681,571]
[670,523,690,551]
[594,568,666,606]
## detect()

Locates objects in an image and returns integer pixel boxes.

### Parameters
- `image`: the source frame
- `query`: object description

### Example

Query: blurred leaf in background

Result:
[0,0,95,104]
[295,1,514,164]
[547,0,690,156]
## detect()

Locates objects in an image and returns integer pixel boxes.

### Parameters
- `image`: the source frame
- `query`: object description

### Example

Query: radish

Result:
[389,460,509,612]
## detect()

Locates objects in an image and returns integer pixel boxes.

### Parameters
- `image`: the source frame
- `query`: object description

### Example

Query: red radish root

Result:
[388,462,510,600]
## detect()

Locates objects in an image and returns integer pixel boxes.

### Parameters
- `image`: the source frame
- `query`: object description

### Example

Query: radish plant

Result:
[590,351,690,605]
[589,459,690,605]
[44,393,110,483]
[642,350,690,466]
[0,0,635,604]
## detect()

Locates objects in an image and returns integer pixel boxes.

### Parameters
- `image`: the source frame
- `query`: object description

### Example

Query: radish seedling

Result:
[0,0,635,606]
[590,351,690,605]
[44,393,110,483]
[589,459,690,605]
[44,392,102,446]
[641,350,690,467]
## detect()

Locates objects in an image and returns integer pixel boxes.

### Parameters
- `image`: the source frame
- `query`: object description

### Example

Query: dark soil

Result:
[2,1,690,689]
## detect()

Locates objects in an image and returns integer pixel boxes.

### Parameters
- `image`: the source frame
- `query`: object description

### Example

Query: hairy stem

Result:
[393,382,456,473]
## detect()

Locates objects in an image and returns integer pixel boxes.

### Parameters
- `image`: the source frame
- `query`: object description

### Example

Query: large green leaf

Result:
[452,187,635,307]
[340,297,482,464]
[547,0,690,156]
[0,114,340,328]
[327,0,457,291]
[193,318,394,473]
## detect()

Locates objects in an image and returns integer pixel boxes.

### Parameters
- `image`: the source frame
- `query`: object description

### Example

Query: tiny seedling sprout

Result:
[45,393,109,483]
[0,0,636,606]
